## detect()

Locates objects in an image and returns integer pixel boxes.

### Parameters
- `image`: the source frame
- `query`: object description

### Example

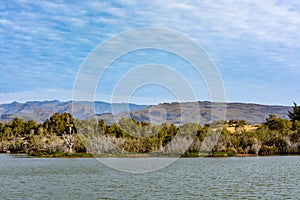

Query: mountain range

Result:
[0,100,292,124]
[98,101,292,125]
[0,100,147,123]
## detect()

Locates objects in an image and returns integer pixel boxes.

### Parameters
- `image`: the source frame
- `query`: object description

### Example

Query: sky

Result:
[1,0,300,106]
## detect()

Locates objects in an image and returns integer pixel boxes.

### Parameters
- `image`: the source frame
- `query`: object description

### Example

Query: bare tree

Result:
[62,120,76,154]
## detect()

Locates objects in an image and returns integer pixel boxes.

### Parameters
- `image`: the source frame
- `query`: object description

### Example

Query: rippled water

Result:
[0,154,299,199]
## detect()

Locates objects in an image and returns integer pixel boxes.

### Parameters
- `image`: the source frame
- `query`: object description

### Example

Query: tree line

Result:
[0,103,299,156]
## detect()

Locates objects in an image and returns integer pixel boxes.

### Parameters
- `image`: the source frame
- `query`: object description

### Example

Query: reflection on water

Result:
[0,154,299,199]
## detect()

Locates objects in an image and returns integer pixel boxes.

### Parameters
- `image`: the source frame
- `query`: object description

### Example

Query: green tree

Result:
[98,119,107,134]
[264,114,292,135]
[11,118,26,137]
[43,113,75,136]
[24,120,37,135]
[0,122,5,143]
[106,123,125,138]
[162,123,178,146]
[288,102,300,122]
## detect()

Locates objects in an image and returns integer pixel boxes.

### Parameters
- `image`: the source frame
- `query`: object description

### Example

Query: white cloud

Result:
[1,0,300,104]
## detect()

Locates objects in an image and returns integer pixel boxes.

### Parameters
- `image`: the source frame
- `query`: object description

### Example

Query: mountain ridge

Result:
[0,100,148,123]
[97,101,292,125]
[0,100,292,124]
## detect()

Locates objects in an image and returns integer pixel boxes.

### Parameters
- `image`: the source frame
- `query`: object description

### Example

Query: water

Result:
[0,155,299,199]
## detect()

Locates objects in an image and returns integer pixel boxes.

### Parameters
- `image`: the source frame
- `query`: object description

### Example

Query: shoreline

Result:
[2,152,300,158]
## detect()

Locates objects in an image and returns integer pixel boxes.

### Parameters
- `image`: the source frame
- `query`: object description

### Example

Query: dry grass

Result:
[225,124,261,133]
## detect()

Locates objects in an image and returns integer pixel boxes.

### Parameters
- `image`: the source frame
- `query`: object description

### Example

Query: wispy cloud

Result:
[0,0,299,105]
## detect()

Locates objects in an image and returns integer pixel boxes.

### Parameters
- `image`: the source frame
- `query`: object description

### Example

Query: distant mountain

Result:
[0,100,292,124]
[98,101,292,125]
[0,100,148,123]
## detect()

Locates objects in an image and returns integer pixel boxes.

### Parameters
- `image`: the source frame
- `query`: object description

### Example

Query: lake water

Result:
[0,154,299,199]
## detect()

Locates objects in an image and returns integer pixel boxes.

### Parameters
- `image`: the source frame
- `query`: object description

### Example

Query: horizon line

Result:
[0,99,293,107]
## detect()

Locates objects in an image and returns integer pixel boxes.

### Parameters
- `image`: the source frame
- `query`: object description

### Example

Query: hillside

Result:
[98,101,292,125]
[0,100,148,123]
[0,100,291,124]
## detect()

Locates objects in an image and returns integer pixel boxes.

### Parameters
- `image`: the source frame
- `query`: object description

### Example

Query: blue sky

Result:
[1,0,300,105]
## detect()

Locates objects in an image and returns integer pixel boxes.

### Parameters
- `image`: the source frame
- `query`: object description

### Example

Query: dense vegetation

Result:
[0,104,299,157]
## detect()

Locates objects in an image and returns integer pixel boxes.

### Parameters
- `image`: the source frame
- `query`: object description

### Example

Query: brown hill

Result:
[98,101,291,125]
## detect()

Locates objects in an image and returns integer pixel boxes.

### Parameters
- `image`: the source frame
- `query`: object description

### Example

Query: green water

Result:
[0,154,299,199]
